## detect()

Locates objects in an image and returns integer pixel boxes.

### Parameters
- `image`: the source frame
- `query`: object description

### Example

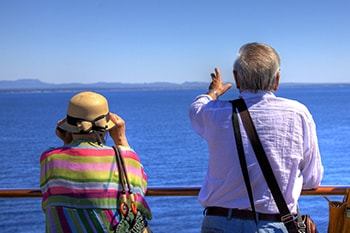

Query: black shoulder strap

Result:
[231,99,298,233]
[230,100,258,226]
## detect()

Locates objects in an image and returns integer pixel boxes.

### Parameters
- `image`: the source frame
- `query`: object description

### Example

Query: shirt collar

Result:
[239,90,276,100]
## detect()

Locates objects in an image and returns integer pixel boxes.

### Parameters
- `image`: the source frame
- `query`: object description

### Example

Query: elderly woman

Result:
[40,91,152,233]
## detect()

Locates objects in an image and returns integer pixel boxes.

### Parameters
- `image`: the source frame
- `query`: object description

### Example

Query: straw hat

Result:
[58,91,115,134]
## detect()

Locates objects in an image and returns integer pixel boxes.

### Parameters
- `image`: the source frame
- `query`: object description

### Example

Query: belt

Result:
[204,207,282,222]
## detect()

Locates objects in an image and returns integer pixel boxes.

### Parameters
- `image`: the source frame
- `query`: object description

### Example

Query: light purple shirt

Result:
[189,91,323,214]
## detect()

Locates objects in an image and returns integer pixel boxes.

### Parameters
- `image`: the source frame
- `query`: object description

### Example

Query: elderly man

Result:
[190,42,323,233]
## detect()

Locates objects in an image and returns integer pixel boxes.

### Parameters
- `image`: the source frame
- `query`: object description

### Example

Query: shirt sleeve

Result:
[189,94,212,137]
[300,111,324,189]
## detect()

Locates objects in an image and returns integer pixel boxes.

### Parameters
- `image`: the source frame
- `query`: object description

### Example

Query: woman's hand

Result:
[207,67,232,99]
[109,113,130,147]
[55,118,73,144]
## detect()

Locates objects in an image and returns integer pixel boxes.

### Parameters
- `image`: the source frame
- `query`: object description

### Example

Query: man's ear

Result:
[273,72,280,91]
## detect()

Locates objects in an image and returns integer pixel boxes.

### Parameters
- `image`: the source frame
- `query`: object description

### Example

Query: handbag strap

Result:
[230,100,258,226]
[113,146,132,193]
[113,146,138,216]
[231,98,298,233]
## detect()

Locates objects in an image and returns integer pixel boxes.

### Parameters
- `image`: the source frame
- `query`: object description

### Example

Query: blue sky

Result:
[0,0,349,84]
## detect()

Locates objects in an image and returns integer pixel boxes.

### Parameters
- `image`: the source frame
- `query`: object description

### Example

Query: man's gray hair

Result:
[233,42,281,92]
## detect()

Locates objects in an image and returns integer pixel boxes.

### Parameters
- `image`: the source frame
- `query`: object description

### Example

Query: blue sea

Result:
[0,84,350,233]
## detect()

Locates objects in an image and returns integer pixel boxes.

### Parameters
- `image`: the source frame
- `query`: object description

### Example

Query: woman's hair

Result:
[233,42,281,92]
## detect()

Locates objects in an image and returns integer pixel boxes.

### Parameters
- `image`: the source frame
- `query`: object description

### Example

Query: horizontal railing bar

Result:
[0,186,348,198]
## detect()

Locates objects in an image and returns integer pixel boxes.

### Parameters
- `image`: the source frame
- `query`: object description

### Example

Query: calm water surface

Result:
[0,85,349,232]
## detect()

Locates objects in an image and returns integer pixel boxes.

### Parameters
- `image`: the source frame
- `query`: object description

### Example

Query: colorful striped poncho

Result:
[40,140,152,233]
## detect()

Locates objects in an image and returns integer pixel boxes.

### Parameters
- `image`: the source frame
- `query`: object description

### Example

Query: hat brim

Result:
[58,120,115,134]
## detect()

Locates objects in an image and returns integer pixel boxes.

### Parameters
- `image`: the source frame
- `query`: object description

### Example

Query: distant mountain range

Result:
[0,79,209,92]
[1,79,348,93]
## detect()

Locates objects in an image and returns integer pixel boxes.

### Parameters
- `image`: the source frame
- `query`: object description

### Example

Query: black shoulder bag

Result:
[230,99,317,233]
